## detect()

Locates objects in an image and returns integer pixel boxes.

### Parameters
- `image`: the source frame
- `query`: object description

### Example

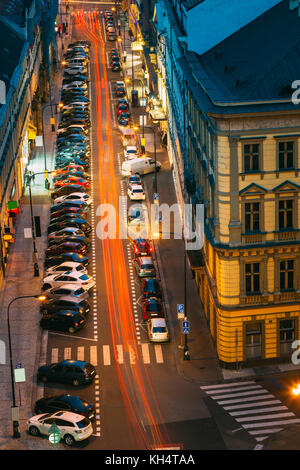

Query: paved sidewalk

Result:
[0,40,65,449]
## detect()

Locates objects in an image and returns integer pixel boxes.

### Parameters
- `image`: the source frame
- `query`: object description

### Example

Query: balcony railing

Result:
[275,231,298,241]
[274,291,300,303]
[242,233,264,244]
[240,294,269,305]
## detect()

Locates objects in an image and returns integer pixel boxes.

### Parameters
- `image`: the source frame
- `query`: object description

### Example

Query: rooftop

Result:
[180,0,300,113]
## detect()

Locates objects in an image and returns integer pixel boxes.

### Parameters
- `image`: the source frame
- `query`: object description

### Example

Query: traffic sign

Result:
[177,304,184,319]
[182,320,190,334]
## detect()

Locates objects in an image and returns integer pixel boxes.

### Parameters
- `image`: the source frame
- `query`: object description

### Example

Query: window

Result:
[245,202,260,232]
[245,263,260,294]
[279,199,293,229]
[278,141,294,169]
[245,322,262,359]
[243,143,260,171]
[280,260,295,291]
[279,319,295,355]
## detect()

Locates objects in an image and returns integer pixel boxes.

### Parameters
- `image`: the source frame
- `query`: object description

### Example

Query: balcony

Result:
[242,233,264,244]
[275,230,298,241]
[240,294,269,305]
[274,291,300,303]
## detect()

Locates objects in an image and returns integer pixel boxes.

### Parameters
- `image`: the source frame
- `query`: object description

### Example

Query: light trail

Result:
[75,7,171,448]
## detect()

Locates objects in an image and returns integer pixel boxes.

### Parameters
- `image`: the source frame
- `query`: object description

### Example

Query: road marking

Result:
[217,394,275,405]
[154,344,163,363]
[243,419,300,429]
[206,385,262,395]
[129,345,136,365]
[213,389,268,400]
[90,346,97,366]
[103,345,111,365]
[201,381,256,390]
[141,343,150,364]
[236,412,295,422]
[116,344,124,364]
[225,400,281,411]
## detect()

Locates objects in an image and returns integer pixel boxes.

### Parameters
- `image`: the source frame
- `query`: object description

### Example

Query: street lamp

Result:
[7,294,46,437]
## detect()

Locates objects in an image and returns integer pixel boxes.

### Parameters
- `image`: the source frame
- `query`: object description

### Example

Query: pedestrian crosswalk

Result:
[200,381,300,442]
[49,343,166,366]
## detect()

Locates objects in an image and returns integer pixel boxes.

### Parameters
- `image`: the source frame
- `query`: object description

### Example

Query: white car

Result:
[58,124,88,134]
[42,272,95,291]
[46,262,87,275]
[65,66,87,75]
[124,146,139,160]
[42,283,89,300]
[27,411,93,446]
[147,318,169,343]
[48,228,86,241]
[128,184,146,201]
[54,192,92,206]
[62,104,89,112]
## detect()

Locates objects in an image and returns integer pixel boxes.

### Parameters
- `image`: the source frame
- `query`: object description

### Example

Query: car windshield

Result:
[133,189,143,193]
[147,303,160,312]
[152,326,166,333]
[142,264,153,270]
[75,288,85,295]
[79,274,89,280]
[76,417,90,429]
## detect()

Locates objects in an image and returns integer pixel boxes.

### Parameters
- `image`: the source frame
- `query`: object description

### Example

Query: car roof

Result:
[130,184,143,190]
[140,257,153,263]
[150,317,166,326]
[51,295,83,303]
[51,411,86,423]
[51,283,84,291]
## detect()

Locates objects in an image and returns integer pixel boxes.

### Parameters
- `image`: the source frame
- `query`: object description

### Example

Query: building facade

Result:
[180,0,300,367]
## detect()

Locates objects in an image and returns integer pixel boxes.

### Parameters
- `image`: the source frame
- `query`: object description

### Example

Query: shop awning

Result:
[149,106,167,121]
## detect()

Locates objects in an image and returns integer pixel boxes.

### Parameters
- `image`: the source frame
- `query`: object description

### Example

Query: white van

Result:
[121,157,161,177]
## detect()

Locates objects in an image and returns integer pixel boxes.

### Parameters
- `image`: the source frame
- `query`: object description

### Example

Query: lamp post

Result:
[7,294,46,437]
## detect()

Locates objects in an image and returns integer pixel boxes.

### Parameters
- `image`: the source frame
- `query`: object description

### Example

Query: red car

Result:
[45,242,87,256]
[117,103,129,115]
[132,238,152,257]
[56,165,85,175]
[54,177,90,190]
[143,298,165,321]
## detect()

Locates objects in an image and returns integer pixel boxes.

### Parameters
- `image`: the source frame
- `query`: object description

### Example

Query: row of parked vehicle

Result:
[104,8,117,41]
[28,40,97,447]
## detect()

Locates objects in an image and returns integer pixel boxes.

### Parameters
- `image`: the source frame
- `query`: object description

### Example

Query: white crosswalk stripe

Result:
[200,380,300,442]
[49,343,166,366]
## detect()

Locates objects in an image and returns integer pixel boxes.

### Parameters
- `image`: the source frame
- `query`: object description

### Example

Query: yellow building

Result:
[181,2,300,368]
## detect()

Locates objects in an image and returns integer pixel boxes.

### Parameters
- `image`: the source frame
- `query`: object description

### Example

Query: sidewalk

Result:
[119,18,300,386]
[0,44,64,449]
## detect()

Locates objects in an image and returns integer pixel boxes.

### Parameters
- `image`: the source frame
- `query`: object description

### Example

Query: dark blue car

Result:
[37,360,96,387]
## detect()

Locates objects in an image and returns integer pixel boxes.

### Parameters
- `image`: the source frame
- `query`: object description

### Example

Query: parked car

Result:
[44,253,89,269]
[27,411,93,446]
[135,256,156,278]
[51,184,85,200]
[48,227,85,241]
[42,272,95,292]
[132,238,152,257]
[142,278,162,299]
[45,262,87,275]
[146,318,169,343]
[42,284,89,300]
[50,201,89,214]
[45,242,87,256]
[54,177,90,191]
[50,206,86,220]
[40,297,90,316]
[143,298,165,320]
[40,311,86,333]
[54,192,92,206]
[34,395,95,421]
[127,174,142,187]
[124,145,139,160]
[37,360,96,386]
[128,184,145,201]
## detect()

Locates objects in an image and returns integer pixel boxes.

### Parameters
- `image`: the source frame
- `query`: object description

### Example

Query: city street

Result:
[1,0,300,453]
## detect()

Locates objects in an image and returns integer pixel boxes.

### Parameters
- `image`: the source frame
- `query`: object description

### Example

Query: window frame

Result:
[276,138,297,171]
[242,141,263,173]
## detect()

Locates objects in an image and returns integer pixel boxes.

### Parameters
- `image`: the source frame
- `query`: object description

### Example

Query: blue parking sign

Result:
[177,304,184,314]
